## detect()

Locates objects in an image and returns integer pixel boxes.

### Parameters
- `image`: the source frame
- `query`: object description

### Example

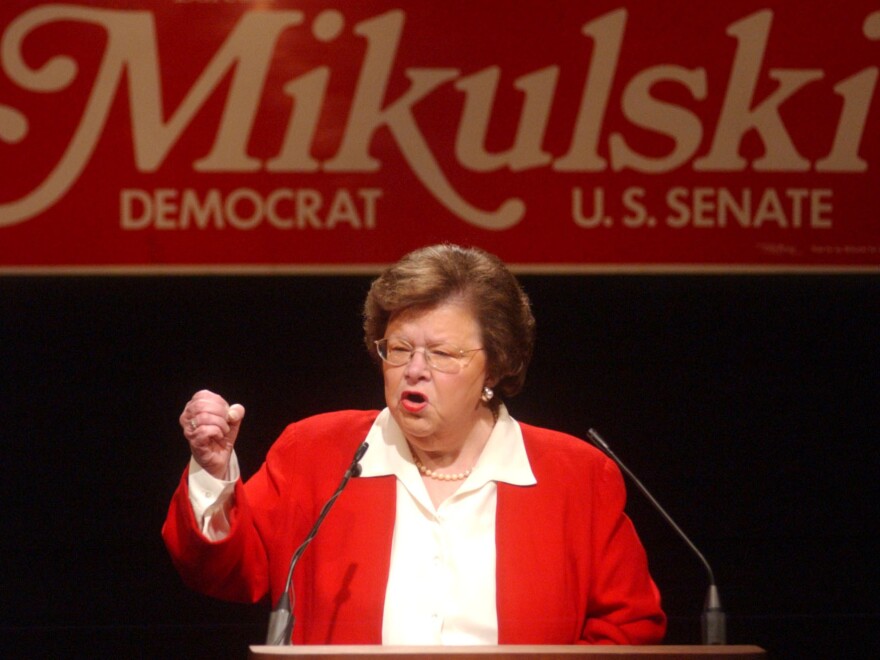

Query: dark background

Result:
[1,273,878,659]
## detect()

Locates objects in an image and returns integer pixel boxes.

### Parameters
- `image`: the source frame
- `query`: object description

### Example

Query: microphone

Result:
[265,441,369,645]
[586,429,726,645]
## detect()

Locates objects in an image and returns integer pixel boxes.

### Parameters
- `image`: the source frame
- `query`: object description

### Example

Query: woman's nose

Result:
[404,347,430,378]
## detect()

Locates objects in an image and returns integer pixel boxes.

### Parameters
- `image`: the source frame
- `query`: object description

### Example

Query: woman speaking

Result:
[162,244,666,645]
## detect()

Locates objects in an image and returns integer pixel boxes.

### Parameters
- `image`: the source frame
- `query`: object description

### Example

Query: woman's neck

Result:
[410,407,495,468]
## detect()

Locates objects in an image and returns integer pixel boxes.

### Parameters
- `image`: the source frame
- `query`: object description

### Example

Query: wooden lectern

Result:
[249,645,766,660]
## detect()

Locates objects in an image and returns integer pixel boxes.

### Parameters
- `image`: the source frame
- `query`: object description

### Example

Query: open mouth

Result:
[401,391,428,412]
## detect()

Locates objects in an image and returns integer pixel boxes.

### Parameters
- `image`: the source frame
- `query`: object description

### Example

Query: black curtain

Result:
[2,274,878,658]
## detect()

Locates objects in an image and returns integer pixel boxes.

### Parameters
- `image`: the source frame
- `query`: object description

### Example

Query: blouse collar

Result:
[358,404,536,488]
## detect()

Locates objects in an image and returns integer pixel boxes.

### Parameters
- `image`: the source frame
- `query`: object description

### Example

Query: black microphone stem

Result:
[265,441,369,646]
[586,429,726,645]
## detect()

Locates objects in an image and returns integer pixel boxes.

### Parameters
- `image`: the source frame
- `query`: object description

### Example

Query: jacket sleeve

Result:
[161,463,271,603]
[161,411,378,612]
[579,456,666,644]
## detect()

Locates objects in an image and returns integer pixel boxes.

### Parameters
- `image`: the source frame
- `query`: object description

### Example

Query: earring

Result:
[481,385,494,402]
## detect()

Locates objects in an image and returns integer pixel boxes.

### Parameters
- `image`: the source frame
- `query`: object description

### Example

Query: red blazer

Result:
[163,410,666,645]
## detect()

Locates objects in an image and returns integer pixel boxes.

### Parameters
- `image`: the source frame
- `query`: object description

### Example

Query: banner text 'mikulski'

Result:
[2,6,878,229]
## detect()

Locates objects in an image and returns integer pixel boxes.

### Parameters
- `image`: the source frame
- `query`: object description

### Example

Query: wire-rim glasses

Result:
[374,338,483,374]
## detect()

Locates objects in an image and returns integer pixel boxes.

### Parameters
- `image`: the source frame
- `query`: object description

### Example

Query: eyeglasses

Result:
[374,338,483,374]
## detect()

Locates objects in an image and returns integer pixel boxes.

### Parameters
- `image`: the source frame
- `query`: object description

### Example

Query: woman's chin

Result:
[393,410,435,440]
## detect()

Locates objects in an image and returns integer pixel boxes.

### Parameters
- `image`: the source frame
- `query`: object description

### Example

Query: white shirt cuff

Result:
[187,453,240,541]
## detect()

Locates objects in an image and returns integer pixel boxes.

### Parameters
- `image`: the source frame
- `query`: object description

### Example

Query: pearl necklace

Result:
[412,455,472,481]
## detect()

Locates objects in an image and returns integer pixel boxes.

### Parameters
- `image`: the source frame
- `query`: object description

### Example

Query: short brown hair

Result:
[363,244,536,405]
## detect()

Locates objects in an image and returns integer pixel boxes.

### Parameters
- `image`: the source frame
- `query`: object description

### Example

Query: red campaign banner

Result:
[1,0,879,273]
